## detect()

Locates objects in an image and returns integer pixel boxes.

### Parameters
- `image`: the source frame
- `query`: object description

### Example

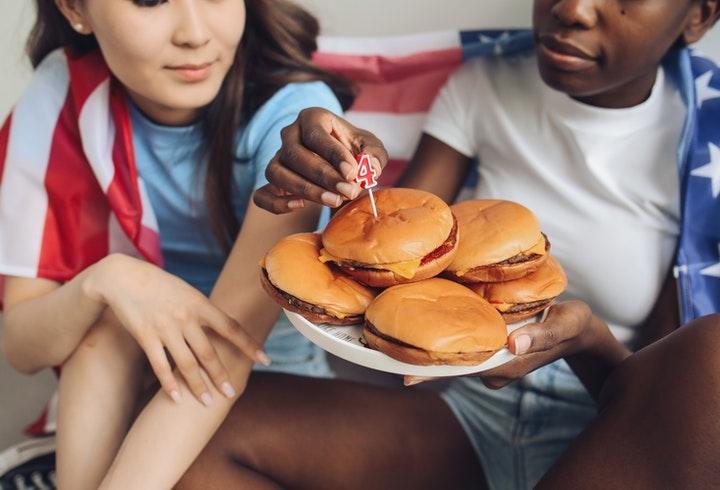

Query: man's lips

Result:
[537,34,599,72]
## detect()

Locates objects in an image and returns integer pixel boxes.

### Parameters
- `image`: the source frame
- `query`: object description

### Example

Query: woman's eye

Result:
[133,0,168,7]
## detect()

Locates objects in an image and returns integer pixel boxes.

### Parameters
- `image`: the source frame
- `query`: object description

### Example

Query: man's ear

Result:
[54,0,93,35]
[683,0,720,44]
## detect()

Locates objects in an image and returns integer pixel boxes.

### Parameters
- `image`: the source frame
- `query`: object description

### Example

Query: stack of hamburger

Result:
[260,188,567,366]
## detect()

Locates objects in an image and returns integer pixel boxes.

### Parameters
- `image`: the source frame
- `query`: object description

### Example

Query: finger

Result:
[480,375,514,390]
[278,142,362,200]
[165,335,213,406]
[352,129,389,175]
[253,184,306,214]
[184,326,236,399]
[507,304,585,355]
[140,337,182,403]
[265,159,343,208]
[294,109,359,180]
[403,375,437,386]
[201,306,272,367]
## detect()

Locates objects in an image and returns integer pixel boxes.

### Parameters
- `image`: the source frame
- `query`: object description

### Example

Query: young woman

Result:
[176,0,720,489]
[0,0,352,488]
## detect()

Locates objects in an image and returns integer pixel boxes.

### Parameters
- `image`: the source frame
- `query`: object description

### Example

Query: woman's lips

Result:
[166,62,213,82]
[537,35,598,72]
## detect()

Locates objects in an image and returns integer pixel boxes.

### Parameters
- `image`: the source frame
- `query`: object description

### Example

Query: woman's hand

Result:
[404,301,623,389]
[84,254,270,405]
[253,107,389,214]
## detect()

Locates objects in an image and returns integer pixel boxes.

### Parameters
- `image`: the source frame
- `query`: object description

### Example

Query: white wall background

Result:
[0,0,719,119]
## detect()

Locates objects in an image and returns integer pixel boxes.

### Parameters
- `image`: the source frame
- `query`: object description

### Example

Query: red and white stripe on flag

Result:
[313,31,463,186]
[0,48,163,313]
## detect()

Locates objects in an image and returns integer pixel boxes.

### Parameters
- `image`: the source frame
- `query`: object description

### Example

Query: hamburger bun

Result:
[363,278,506,365]
[445,200,549,283]
[261,233,376,325]
[320,188,459,287]
[469,255,568,323]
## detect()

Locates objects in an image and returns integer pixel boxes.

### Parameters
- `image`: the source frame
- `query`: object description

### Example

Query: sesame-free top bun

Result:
[469,255,568,323]
[261,233,376,325]
[363,278,507,366]
[445,200,549,283]
[320,188,459,287]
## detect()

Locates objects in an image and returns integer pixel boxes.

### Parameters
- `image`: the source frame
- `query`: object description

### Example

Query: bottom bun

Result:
[362,323,498,366]
[500,298,555,324]
[261,269,362,325]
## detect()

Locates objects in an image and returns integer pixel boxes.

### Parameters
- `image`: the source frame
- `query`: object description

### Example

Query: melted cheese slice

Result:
[319,249,422,279]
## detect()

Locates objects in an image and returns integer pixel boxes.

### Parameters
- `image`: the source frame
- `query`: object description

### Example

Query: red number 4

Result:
[355,153,378,189]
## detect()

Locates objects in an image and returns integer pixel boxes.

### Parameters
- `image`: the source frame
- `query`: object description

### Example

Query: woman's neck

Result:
[572,68,659,109]
[126,88,202,127]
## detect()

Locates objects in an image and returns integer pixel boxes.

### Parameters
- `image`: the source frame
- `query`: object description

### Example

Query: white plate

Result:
[284,309,547,377]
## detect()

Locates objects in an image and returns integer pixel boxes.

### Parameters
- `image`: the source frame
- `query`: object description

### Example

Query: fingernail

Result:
[514,335,532,355]
[257,350,272,366]
[200,392,213,407]
[221,382,236,398]
[288,199,305,209]
[339,161,356,180]
[321,191,342,207]
[336,181,359,199]
[404,377,424,387]
[170,390,181,403]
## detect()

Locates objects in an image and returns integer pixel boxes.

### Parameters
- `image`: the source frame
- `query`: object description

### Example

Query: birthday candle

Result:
[354,152,379,219]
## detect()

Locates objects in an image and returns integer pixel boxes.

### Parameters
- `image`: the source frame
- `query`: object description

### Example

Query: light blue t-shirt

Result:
[131,81,341,296]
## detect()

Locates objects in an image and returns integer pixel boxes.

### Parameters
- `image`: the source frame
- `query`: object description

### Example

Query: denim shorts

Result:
[441,360,597,490]
[253,315,334,379]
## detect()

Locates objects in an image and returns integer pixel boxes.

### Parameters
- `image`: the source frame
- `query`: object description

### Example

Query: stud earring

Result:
[72,23,84,33]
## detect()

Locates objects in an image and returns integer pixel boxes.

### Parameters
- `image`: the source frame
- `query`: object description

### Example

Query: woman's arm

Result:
[1,254,265,401]
[398,134,473,203]
[2,268,104,374]
[100,201,320,490]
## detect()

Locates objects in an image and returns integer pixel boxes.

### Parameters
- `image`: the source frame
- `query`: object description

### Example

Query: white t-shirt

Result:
[424,53,685,344]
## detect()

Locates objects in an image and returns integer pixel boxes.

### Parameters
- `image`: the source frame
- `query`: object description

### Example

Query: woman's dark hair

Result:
[28,0,355,249]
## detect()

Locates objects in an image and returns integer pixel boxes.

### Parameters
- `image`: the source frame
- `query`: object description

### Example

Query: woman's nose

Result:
[172,0,211,48]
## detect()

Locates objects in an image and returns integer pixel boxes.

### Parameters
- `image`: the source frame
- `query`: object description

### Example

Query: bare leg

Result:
[539,314,720,489]
[176,374,485,490]
[56,310,147,490]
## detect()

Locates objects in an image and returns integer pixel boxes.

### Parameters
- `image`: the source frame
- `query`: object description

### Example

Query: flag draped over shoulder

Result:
[313,29,720,325]
[0,48,162,307]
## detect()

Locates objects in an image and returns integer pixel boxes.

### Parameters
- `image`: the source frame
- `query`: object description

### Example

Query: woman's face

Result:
[68,0,246,125]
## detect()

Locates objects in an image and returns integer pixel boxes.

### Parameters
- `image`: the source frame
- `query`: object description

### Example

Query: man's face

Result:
[533,0,698,107]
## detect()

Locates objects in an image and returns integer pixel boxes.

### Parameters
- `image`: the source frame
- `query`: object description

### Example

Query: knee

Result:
[601,314,720,406]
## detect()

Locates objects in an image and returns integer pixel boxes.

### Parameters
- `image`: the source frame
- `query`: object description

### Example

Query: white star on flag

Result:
[691,142,720,198]
[700,244,720,278]
[696,70,720,108]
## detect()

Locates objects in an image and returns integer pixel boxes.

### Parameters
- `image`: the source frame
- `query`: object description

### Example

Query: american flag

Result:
[0,49,163,308]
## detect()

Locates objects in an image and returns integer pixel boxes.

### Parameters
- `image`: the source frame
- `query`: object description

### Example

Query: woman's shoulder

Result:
[253,81,342,121]
[238,81,343,157]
